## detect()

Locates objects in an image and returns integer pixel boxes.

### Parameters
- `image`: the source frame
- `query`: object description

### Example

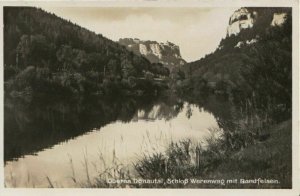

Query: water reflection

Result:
[4,96,219,187]
[4,96,179,162]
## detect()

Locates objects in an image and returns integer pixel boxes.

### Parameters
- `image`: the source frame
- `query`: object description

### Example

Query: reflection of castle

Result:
[133,102,183,121]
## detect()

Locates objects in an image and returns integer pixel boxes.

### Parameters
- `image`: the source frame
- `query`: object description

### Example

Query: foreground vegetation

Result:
[77,93,291,188]
[77,118,290,188]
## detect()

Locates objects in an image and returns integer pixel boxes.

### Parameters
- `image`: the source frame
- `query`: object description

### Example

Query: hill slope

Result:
[4,7,169,101]
[177,7,292,111]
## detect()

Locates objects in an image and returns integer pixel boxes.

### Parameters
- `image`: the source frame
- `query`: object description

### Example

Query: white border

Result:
[0,1,299,196]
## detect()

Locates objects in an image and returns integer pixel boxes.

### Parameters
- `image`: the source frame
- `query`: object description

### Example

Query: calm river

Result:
[4,96,222,187]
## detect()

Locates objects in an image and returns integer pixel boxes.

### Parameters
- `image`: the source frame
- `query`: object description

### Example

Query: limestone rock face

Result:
[234,38,258,48]
[271,13,287,26]
[227,8,288,37]
[227,8,255,36]
[119,38,186,71]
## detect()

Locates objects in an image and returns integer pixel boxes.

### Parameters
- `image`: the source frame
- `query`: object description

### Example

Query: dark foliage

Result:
[4,7,168,102]
[177,8,292,118]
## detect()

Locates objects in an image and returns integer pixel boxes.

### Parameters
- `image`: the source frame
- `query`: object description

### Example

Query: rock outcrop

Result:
[119,38,186,71]
[271,13,287,26]
[234,38,258,48]
[227,8,289,37]
[227,8,256,36]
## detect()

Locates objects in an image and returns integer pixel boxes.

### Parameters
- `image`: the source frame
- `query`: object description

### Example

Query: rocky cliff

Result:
[119,38,186,71]
[179,7,291,96]
[227,8,255,36]
[226,7,288,37]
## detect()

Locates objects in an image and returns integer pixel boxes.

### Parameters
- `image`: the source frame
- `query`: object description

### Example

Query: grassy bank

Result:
[85,119,291,188]
[199,119,292,188]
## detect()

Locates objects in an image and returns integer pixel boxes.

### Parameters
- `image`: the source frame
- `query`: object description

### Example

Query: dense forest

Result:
[4,7,170,103]
[177,7,292,121]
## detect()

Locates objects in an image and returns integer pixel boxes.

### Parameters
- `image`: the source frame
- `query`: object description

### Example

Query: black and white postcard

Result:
[0,0,299,196]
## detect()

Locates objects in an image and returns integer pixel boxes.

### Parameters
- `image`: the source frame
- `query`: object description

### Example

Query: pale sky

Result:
[41,7,237,62]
